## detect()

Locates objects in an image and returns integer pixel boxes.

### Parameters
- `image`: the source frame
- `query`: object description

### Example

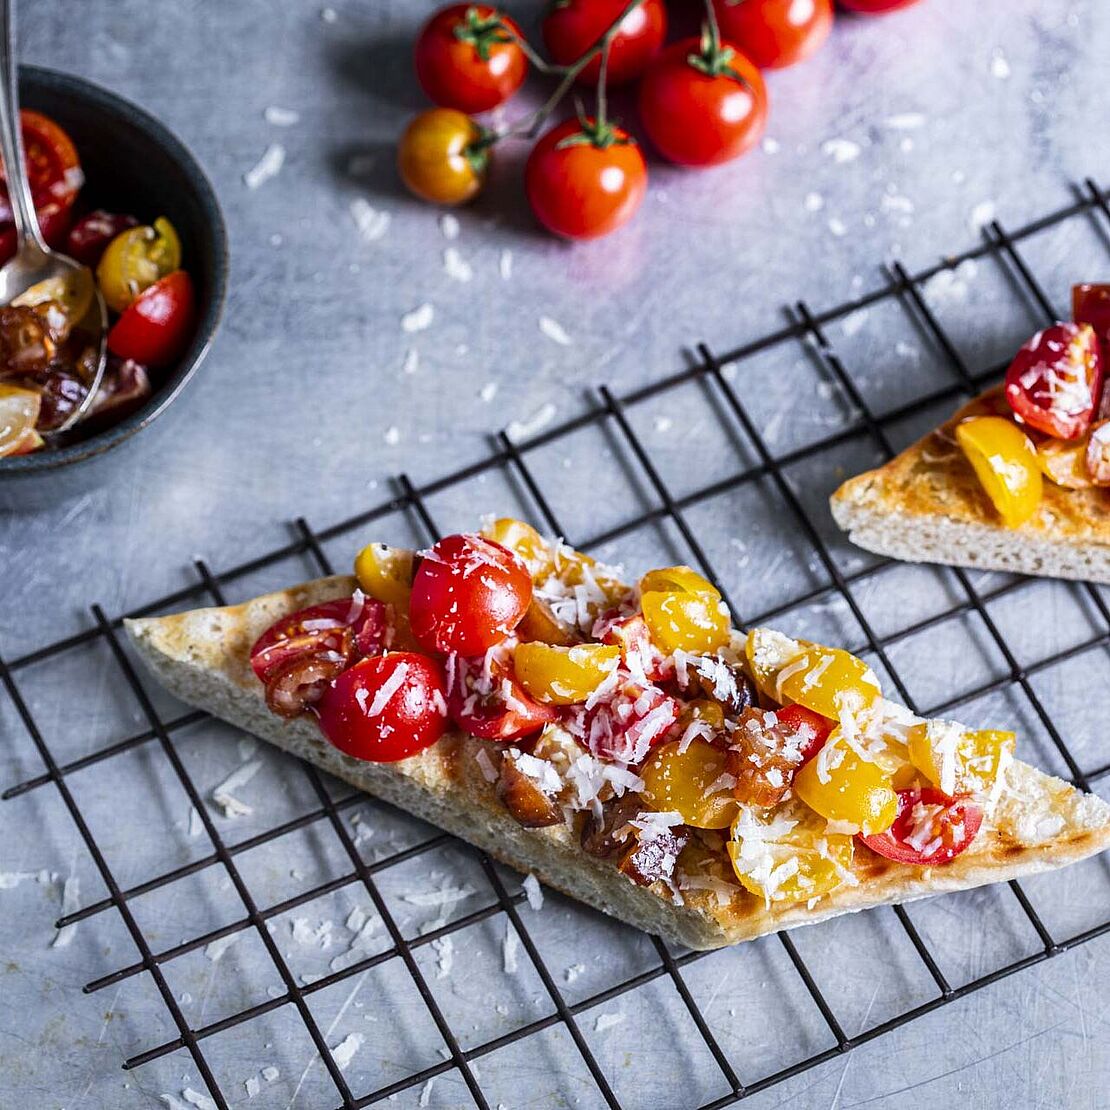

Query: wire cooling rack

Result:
[4,180,1110,1109]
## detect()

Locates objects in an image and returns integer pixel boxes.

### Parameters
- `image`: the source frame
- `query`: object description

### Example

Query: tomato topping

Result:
[96,217,182,314]
[107,269,196,368]
[317,653,449,762]
[712,0,833,70]
[513,641,621,705]
[65,210,139,268]
[597,612,670,681]
[794,736,898,836]
[1004,322,1102,441]
[1073,283,1110,349]
[414,4,527,113]
[640,737,737,829]
[444,648,556,740]
[955,415,1043,527]
[409,533,532,656]
[1086,420,1110,485]
[638,36,768,167]
[776,645,882,720]
[564,675,680,764]
[524,118,647,241]
[639,565,731,655]
[541,0,667,86]
[398,108,490,207]
[860,787,983,866]
[774,704,835,761]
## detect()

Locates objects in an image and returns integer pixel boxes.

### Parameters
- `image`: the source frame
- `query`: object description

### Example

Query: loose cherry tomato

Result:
[107,269,196,368]
[838,0,921,11]
[638,35,768,167]
[410,533,532,655]
[541,0,667,86]
[317,652,448,762]
[712,0,833,69]
[65,210,139,268]
[0,110,81,263]
[774,704,835,761]
[0,383,41,457]
[445,649,556,740]
[525,118,647,240]
[1004,323,1102,441]
[96,217,182,315]
[398,108,490,206]
[414,4,527,113]
[860,787,982,865]
[1073,283,1110,349]
[955,416,1043,527]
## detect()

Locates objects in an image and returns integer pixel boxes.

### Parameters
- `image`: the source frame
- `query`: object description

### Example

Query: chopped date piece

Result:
[498,750,564,828]
[265,652,348,719]
[580,796,688,887]
[86,358,152,425]
[726,707,810,809]
[618,824,688,887]
[35,368,88,431]
[580,795,642,858]
[0,303,55,377]
[683,654,755,715]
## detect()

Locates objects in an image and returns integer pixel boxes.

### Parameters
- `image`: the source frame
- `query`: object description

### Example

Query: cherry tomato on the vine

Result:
[541,0,668,86]
[712,0,833,70]
[525,118,647,240]
[415,4,528,113]
[638,36,768,167]
[838,0,921,12]
[398,108,490,206]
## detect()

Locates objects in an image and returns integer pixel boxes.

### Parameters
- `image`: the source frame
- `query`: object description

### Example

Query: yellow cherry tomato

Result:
[955,416,1043,528]
[639,565,719,599]
[1037,434,1093,489]
[793,737,897,835]
[907,722,1014,796]
[96,217,181,314]
[513,641,620,705]
[776,646,882,721]
[728,800,854,904]
[482,517,552,578]
[354,543,414,608]
[640,738,738,829]
[867,731,920,791]
[0,383,42,457]
[515,597,578,646]
[677,698,725,732]
[398,108,489,206]
[642,590,730,654]
[745,627,805,702]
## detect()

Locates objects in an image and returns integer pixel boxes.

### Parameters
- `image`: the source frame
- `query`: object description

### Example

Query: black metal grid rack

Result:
[5,179,1110,1109]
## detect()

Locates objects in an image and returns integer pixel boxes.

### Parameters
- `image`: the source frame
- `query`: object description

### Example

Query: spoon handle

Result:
[0,0,43,251]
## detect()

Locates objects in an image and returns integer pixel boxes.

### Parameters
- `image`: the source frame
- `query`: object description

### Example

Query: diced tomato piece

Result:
[859,786,982,866]
[1004,322,1102,441]
[444,648,556,741]
[564,675,680,765]
[773,704,835,761]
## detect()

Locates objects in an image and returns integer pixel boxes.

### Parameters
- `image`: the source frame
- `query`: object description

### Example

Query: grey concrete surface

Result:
[2,1,1110,1107]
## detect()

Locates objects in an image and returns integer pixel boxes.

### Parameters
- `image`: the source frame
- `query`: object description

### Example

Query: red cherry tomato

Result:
[414,4,527,113]
[565,676,680,765]
[410,533,533,656]
[638,37,768,167]
[838,0,920,10]
[65,210,140,268]
[774,703,835,761]
[445,650,556,740]
[107,269,196,368]
[1073,283,1110,349]
[860,787,982,866]
[525,118,647,240]
[598,612,671,682]
[1004,322,1102,441]
[541,0,667,86]
[0,203,71,264]
[317,652,448,762]
[712,0,833,69]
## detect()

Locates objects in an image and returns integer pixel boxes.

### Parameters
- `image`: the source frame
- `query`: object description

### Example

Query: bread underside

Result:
[831,390,1110,583]
[126,575,1110,951]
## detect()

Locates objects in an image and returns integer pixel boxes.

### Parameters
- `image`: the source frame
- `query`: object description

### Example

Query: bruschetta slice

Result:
[126,522,1110,950]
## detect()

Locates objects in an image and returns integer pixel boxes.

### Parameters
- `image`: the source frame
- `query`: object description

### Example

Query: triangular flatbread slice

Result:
[127,568,1110,950]
[832,389,1110,582]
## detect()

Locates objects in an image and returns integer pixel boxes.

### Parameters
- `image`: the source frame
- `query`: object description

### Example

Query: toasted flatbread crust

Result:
[831,389,1110,582]
[126,576,1110,950]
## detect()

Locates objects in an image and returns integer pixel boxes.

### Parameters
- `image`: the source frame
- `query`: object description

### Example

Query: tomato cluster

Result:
[397,0,924,239]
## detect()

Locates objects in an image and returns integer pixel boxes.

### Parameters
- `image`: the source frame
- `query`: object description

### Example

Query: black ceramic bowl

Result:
[0,65,227,509]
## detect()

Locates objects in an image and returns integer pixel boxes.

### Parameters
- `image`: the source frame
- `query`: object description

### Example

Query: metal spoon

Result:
[0,0,106,434]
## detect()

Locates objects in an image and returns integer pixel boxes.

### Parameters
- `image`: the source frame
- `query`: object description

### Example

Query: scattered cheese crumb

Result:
[821,138,860,163]
[761,137,780,154]
[419,1078,435,1107]
[522,873,543,911]
[383,425,401,446]
[350,198,391,242]
[804,192,824,212]
[404,886,476,907]
[654,415,672,433]
[320,6,338,22]
[263,106,300,126]
[439,213,460,240]
[539,316,572,345]
[885,112,926,129]
[402,348,419,375]
[52,876,80,948]
[499,248,513,280]
[990,49,1011,79]
[503,921,520,973]
[827,217,847,237]
[433,934,454,978]
[243,144,285,189]
[204,933,240,962]
[402,303,434,332]
[331,1032,365,1070]
[506,402,557,441]
[968,200,996,232]
[478,381,498,403]
[183,1088,217,1110]
[244,1075,261,1099]
[188,807,204,838]
[594,1012,625,1033]
[212,759,263,818]
[840,309,869,338]
[443,247,473,282]
[565,963,585,983]
[261,1067,279,1082]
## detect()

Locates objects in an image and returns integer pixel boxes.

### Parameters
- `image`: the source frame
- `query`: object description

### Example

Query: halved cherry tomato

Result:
[0,383,41,457]
[638,36,768,167]
[444,649,556,740]
[907,721,1014,797]
[107,269,196,368]
[481,517,552,578]
[541,0,667,86]
[1073,283,1110,349]
[794,737,898,835]
[598,612,671,682]
[13,267,95,328]
[410,533,532,655]
[1037,432,1093,489]
[525,118,647,241]
[860,787,983,866]
[774,704,835,761]
[317,652,448,762]
[568,676,680,764]
[0,110,81,263]
[639,565,730,655]
[513,641,620,705]
[776,645,882,721]
[640,737,737,829]
[955,416,1043,527]
[65,210,139,268]
[1004,323,1102,441]
[838,0,921,11]
[414,4,527,113]
[712,0,833,70]
[96,217,182,314]
[399,108,490,206]
[1086,420,1110,485]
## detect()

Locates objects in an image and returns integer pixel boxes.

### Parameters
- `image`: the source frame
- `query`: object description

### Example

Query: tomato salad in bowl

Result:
[0,109,197,458]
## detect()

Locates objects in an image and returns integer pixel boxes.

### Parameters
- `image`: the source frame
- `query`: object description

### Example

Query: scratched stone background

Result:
[2,1,1110,1107]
